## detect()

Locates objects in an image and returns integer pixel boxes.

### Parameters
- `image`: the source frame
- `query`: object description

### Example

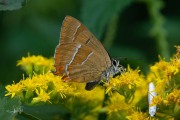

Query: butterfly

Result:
[54,16,123,90]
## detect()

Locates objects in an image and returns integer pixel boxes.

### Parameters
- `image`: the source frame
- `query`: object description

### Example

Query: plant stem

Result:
[144,0,170,60]
[98,88,110,120]
[103,14,119,50]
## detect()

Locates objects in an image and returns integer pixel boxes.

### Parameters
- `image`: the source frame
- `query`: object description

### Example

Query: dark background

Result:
[0,0,180,85]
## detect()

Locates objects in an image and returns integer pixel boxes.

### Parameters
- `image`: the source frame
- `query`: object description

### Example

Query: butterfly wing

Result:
[54,16,111,84]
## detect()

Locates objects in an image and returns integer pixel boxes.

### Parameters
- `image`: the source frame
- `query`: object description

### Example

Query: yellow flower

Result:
[20,77,37,91]
[151,58,178,78]
[5,72,103,104]
[126,110,149,120]
[17,54,54,75]
[32,88,51,103]
[167,89,180,104]
[163,99,169,105]
[150,59,178,79]
[147,57,179,95]
[170,46,180,72]
[106,66,145,103]
[171,50,180,73]
[5,82,23,98]
[106,93,130,114]
[174,45,180,58]
[171,59,180,72]
[106,66,143,91]
[5,72,79,104]
[51,75,74,99]
[155,80,166,95]
[152,95,163,105]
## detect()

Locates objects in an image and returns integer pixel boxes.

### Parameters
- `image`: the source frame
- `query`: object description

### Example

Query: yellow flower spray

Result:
[4,46,180,120]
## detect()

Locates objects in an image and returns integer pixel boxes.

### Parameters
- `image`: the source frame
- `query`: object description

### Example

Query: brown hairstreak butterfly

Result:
[54,16,124,90]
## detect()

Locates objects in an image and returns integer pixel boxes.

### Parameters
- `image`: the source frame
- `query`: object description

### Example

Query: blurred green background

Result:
[0,0,180,85]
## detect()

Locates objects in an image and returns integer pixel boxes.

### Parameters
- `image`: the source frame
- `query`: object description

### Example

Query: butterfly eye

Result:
[112,60,117,66]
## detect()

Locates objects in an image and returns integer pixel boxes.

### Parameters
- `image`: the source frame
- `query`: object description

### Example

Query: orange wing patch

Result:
[54,65,64,75]
[62,75,69,82]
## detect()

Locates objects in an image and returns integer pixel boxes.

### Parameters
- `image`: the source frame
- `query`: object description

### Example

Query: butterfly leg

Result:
[85,80,101,91]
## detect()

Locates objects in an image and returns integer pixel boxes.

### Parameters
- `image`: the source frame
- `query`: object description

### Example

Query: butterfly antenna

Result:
[116,57,144,61]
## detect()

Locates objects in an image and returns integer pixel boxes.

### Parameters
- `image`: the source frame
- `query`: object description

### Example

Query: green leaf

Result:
[0,84,6,98]
[0,97,22,120]
[0,0,28,11]
[17,104,69,120]
[81,0,133,39]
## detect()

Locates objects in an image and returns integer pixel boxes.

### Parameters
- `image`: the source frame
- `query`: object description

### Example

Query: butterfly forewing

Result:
[59,16,111,64]
[54,16,111,83]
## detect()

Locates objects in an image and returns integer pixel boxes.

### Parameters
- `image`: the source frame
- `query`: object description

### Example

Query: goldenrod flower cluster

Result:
[126,109,149,120]
[105,66,146,104]
[4,46,180,119]
[147,46,180,109]
[17,53,54,76]
[5,73,70,104]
